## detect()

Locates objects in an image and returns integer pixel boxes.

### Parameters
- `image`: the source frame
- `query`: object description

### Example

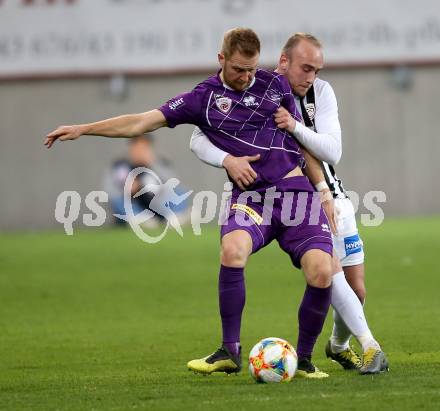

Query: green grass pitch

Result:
[1,217,440,410]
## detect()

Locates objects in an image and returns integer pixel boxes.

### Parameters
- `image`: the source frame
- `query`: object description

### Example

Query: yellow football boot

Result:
[359,347,389,375]
[187,346,241,375]
[295,357,329,379]
[325,340,362,370]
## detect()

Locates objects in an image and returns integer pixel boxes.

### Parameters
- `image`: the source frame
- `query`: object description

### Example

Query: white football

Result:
[248,337,297,383]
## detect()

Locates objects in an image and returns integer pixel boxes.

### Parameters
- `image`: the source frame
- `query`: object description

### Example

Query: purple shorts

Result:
[220,176,333,268]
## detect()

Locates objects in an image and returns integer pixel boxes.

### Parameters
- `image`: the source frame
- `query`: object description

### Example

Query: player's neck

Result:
[219,70,256,91]
[274,67,300,98]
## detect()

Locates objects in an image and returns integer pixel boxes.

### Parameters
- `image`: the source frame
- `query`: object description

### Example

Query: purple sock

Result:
[219,265,245,355]
[297,284,331,359]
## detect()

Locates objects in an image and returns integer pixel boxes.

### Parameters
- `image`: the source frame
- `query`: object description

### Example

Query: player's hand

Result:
[320,189,338,235]
[274,107,296,133]
[44,125,83,148]
[223,154,260,191]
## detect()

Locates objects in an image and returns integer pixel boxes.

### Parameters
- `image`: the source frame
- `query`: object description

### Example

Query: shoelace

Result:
[362,348,379,366]
[340,348,362,365]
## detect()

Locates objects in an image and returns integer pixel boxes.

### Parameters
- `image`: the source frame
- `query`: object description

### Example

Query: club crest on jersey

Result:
[305,103,315,120]
[215,96,232,114]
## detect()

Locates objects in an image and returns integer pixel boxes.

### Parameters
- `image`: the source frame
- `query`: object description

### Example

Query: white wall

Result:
[2,0,440,77]
[0,65,439,230]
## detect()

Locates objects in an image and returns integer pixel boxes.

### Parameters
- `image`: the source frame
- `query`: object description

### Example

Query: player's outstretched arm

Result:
[44,109,167,148]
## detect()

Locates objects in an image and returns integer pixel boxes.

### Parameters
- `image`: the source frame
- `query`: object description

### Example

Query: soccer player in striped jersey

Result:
[190,33,389,375]
[45,28,338,379]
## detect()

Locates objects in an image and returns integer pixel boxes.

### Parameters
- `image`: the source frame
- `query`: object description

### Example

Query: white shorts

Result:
[332,197,365,267]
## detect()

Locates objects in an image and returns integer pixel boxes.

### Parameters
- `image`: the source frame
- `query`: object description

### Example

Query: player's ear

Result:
[218,53,225,67]
[278,53,289,72]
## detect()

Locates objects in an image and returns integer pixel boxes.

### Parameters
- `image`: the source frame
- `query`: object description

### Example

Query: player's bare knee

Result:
[221,241,249,267]
[343,264,365,302]
[304,260,332,287]
[221,230,252,267]
[301,250,332,288]
[306,263,332,288]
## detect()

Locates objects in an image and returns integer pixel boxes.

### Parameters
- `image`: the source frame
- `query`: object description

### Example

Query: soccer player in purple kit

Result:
[190,33,389,375]
[45,28,335,378]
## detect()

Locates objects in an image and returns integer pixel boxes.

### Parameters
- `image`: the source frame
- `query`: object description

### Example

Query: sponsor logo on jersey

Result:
[305,103,315,120]
[231,203,263,225]
[215,96,232,113]
[321,223,330,233]
[243,95,259,107]
[344,234,363,256]
[168,97,184,110]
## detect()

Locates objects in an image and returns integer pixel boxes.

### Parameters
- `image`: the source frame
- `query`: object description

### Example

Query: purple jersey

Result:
[159,69,304,185]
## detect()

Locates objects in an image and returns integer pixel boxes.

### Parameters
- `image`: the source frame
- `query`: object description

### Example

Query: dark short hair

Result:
[221,28,261,59]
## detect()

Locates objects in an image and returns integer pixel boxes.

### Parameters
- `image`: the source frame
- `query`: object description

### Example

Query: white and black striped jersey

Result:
[296,78,347,199]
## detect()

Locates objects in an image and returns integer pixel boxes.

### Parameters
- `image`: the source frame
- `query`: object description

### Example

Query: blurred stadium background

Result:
[0,0,439,230]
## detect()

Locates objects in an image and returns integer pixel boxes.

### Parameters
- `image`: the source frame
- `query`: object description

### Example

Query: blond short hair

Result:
[282,33,322,57]
[221,28,261,59]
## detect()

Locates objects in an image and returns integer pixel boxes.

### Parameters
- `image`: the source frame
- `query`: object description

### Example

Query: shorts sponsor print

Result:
[344,234,363,256]
[333,197,365,266]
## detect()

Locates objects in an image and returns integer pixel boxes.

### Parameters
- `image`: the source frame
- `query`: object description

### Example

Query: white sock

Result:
[331,309,351,353]
[330,271,380,353]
